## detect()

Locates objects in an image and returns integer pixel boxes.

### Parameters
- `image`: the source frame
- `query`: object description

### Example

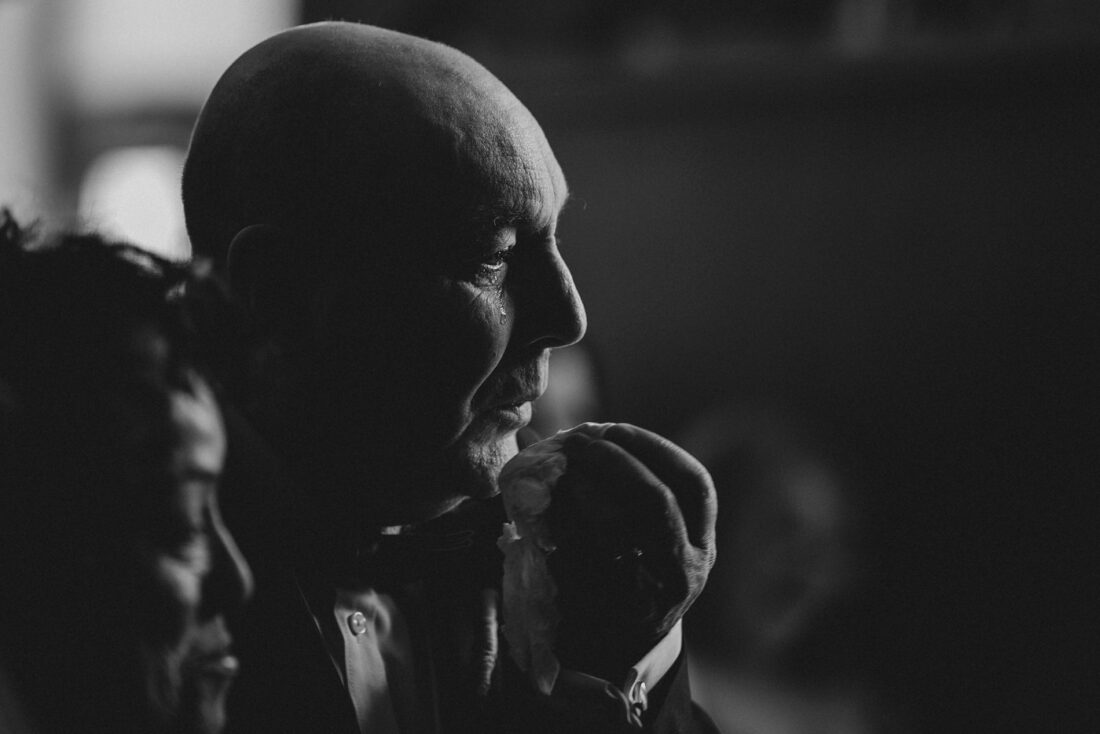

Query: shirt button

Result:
[347,611,369,636]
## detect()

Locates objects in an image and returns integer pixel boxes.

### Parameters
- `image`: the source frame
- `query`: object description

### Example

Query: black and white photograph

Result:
[1,2,1095,732]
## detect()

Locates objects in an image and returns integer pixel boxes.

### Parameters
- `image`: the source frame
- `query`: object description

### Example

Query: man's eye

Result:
[471,246,515,284]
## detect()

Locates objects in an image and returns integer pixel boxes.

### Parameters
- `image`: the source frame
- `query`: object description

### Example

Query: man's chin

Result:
[337,430,518,525]
[367,462,501,525]
[473,431,519,492]
[434,431,517,508]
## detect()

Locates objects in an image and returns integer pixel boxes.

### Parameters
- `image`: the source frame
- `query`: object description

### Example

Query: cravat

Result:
[352,497,505,591]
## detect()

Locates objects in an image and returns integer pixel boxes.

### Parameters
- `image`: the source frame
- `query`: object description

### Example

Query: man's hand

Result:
[546,423,717,681]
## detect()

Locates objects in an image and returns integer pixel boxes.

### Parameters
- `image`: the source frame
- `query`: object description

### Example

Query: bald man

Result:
[183,22,717,734]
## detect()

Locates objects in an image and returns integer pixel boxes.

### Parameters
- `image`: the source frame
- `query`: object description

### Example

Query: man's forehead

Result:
[469,170,569,238]
[193,22,570,252]
[455,104,569,235]
[350,30,569,232]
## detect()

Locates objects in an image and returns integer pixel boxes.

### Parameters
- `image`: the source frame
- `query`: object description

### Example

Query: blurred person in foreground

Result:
[0,211,253,734]
[182,21,717,734]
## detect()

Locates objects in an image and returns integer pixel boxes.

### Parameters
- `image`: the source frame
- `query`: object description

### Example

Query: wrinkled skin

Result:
[501,422,717,683]
[548,424,717,679]
[187,24,583,529]
[184,21,715,684]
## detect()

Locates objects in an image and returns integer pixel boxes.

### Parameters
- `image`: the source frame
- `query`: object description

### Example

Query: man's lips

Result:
[485,393,539,429]
[486,375,544,411]
[481,362,546,425]
[492,392,542,410]
[490,401,533,423]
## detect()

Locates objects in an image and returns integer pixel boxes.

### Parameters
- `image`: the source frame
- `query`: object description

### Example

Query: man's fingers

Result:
[600,423,717,552]
[563,434,690,546]
[552,431,714,647]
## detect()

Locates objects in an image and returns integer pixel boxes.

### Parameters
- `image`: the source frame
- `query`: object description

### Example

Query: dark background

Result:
[519,48,1097,734]
[383,7,1097,728]
[395,7,1094,729]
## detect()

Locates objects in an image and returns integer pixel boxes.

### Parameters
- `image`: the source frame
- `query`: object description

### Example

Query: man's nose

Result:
[516,246,587,350]
[203,509,255,618]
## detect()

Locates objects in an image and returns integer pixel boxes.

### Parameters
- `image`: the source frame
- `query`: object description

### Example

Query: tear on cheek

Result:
[468,290,508,327]
[486,286,507,321]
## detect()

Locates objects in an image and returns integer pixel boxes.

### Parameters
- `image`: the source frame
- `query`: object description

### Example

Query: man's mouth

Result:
[483,364,546,427]
[491,401,534,429]
[489,382,544,412]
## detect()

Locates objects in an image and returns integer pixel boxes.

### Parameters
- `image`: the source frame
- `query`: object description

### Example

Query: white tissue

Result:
[496,423,611,695]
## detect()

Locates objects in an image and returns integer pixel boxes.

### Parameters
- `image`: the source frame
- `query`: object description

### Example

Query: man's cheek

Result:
[429,313,505,393]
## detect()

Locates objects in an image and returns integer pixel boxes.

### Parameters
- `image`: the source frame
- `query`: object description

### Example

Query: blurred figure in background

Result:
[679,406,897,734]
[0,211,253,734]
[528,341,606,438]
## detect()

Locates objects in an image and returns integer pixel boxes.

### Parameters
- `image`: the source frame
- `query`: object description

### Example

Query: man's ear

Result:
[226,224,312,343]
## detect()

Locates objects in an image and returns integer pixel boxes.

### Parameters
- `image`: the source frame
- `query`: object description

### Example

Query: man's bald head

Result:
[181,22,584,525]
[182,22,565,268]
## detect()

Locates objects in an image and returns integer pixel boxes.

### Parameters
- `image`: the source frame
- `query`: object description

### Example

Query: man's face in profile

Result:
[305,99,587,525]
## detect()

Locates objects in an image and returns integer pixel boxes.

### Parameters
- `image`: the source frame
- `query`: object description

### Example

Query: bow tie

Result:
[347,497,506,590]
[353,529,474,588]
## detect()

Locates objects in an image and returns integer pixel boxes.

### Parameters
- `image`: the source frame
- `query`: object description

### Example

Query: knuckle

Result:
[704,545,717,572]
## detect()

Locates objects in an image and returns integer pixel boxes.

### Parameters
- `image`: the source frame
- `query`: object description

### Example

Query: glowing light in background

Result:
[56,0,299,111]
[0,2,48,219]
[77,146,188,260]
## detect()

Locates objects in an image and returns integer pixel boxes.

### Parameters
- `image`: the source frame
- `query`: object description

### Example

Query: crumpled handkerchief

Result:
[497,422,612,695]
